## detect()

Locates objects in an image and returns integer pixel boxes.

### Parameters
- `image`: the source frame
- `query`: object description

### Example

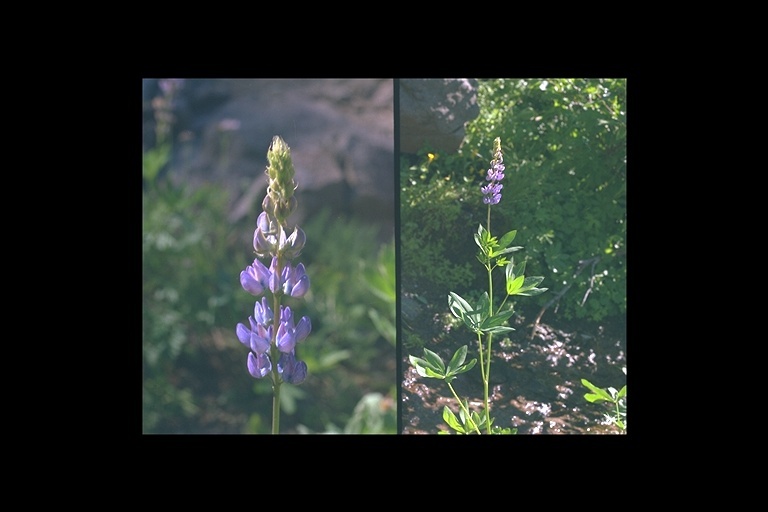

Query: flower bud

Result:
[247,352,272,379]
[278,351,307,384]
[282,226,306,259]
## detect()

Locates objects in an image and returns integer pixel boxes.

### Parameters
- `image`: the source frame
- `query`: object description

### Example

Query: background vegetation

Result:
[401,78,626,325]
[143,129,396,435]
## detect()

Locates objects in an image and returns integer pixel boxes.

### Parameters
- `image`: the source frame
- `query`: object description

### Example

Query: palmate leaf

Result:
[409,348,449,380]
[449,291,490,332]
[504,257,547,296]
[444,346,477,384]
[422,348,446,373]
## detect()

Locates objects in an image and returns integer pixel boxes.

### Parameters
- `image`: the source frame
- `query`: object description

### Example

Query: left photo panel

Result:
[142,79,396,434]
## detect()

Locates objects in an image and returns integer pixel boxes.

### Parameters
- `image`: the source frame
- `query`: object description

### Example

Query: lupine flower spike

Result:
[235,136,312,433]
[481,137,505,232]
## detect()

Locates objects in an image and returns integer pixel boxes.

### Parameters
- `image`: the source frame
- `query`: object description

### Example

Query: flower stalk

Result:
[236,136,311,434]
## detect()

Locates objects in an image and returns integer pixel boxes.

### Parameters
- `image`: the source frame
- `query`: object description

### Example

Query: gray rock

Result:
[399,79,480,154]
[143,78,395,235]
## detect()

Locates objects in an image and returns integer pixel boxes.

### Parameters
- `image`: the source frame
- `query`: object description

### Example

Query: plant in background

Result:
[236,135,312,434]
[581,367,626,432]
[409,137,547,434]
[461,79,626,323]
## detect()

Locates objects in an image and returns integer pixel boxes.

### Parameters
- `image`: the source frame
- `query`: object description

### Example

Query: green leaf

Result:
[409,355,438,373]
[446,345,467,374]
[480,309,515,329]
[473,231,483,249]
[451,358,476,375]
[506,274,525,295]
[497,229,518,248]
[409,355,446,379]
[476,224,487,245]
[422,348,446,373]
[418,365,446,379]
[581,378,613,402]
[489,245,523,258]
[448,292,472,317]
[477,292,490,312]
[505,258,516,282]
[515,276,548,296]
[443,406,466,433]
[521,276,545,289]
[516,286,548,297]
[483,326,516,335]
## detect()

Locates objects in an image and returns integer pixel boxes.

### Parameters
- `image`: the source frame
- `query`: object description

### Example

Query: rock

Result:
[142,78,395,236]
[399,79,480,154]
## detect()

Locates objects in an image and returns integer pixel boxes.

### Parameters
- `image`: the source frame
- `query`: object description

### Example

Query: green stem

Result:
[476,331,486,389]
[272,371,281,434]
[483,206,493,434]
[483,332,492,434]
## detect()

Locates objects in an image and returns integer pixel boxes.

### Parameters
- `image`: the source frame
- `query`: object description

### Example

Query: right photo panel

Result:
[398,78,627,434]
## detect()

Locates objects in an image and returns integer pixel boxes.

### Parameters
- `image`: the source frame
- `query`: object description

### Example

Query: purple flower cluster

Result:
[239,256,310,298]
[481,139,505,205]
[236,136,311,386]
[236,298,311,383]
[236,250,311,384]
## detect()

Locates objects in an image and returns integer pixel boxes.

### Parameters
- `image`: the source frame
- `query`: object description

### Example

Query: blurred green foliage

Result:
[401,78,626,322]
[143,153,396,434]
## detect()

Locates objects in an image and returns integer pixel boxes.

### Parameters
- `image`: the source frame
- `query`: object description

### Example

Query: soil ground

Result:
[401,297,627,435]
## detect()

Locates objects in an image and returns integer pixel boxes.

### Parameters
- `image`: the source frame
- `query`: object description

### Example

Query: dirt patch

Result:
[401,302,626,435]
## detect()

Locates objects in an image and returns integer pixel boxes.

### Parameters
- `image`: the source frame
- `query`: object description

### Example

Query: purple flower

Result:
[278,351,307,385]
[282,226,306,259]
[481,138,505,206]
[240,258,271,296]
[253,297,273,326]
[282,262,310,298]
[294,315,311,341]
[269,256,282,294]
[236,316,271,354]
[248,352,272,379]
[253,212,279,256]
[276,306,311,353]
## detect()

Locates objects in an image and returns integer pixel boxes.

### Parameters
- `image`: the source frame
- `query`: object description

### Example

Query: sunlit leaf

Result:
[422,348,446,373]
[452,358,476,375]
[447,345,467,374]
[498,229,518,248]
[443,406,465,433]
[506,274,525,295]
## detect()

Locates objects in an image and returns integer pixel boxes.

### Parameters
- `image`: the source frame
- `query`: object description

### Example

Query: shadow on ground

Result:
[401,295,626,435]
